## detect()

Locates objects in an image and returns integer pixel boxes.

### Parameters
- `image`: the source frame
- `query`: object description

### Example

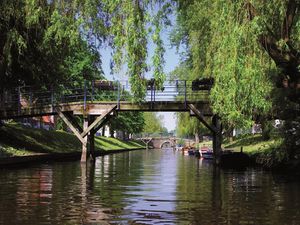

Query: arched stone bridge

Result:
[138,137,195,149]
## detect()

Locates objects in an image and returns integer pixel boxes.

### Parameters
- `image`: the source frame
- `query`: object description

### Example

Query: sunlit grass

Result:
[223,134,283,154]
[95,136,144,151]
[199,140,212,148]
[0,123,145,157]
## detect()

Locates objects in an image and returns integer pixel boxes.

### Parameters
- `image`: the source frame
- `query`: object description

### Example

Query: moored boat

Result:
[195,150,200,157]
[200,146,214,159]
[188,149,195,156]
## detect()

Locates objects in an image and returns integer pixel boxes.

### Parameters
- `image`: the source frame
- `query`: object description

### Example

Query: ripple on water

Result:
[0,151,299,225]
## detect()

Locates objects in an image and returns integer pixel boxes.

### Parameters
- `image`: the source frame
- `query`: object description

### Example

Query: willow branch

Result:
[246,1,300,71]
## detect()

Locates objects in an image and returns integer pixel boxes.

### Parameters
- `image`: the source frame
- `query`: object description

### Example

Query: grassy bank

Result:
[197,135,285,168]
[223,134,286,168]
[0,123,145,158]
[223,134,282,154]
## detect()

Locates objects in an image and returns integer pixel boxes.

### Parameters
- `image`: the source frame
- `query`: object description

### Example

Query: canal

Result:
[0,149,299,224]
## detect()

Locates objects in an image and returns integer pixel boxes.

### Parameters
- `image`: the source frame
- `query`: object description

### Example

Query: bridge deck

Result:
[0,80,212,119]
[0,101,212,119]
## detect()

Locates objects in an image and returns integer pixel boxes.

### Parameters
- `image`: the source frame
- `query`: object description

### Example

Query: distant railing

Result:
[0,80,210,115]
[133,133,176,139]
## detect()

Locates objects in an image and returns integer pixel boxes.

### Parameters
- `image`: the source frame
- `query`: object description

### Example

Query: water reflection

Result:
[0,150,299,224]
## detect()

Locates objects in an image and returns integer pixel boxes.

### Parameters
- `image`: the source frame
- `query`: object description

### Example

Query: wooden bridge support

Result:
[212,115,222,165]
[189,104,222,164]
[89,129,95,160]
[56,105,117,163]
[140,138,153,149]
[81,118,89,162]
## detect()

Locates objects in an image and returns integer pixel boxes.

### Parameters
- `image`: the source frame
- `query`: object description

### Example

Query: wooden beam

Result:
[188,104,217,133]
[87,116,96,161]
[89,131,95,160]
[190,109,196,117]
[63,111,83,133]
[81,118,88,162]
[56,109,85,144]
[93,115,113,134]
[80,105,117,138]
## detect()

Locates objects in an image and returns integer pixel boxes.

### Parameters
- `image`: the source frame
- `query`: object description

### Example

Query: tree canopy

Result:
[143,112,166,135]
[1,1,300,154]
[174,1,299,125]
[172,0,300,157]
[0,0,103,89]
[109,111,145,136]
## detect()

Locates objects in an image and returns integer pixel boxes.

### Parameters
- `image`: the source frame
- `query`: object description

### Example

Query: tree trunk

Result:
[247,1,300,87]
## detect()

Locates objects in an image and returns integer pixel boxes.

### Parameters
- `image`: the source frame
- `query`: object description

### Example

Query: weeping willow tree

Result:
[46,0,171,100]
[173,0,300,159]
[0,0,102,89]
[1,0,172,98]
[102,0,171,99]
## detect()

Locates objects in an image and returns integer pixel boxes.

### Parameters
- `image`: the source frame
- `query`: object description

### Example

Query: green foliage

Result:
[1,0,173,99]
[177,138,185,146]
[282,117,300,160]
[101,0,173,100]
[176,112,208,138]
[0,0,102,89]
[171,1,300,163]
[256,147,289,168]
[143,112,166,134]
[272,86,300,160]
[173,0,280,128]
[260,120,274,141]
[109,112,145,135]
[151,2,172,90]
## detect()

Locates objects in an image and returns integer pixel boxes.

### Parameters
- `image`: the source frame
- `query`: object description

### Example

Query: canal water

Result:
[0,149,299,225]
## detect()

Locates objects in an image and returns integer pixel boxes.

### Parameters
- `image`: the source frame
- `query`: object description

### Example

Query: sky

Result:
[100,25,181,132]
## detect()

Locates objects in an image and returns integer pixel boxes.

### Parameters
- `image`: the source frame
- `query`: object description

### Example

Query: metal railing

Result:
[0,80,209,115]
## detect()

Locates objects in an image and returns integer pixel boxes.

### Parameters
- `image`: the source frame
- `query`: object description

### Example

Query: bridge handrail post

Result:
[184,80,187,109]
[153,83,156,102]
[91,80,94,103]
[150,85,152,102]
[84,80,87,111]
[150,84,153,109]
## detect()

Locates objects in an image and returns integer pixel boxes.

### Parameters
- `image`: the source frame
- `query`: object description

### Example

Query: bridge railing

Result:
[0,80,209,115]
